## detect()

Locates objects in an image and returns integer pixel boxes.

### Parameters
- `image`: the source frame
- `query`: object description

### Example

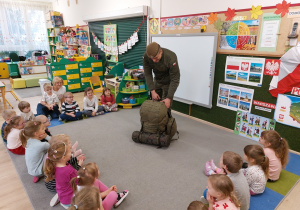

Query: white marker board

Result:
[151,33,218,108]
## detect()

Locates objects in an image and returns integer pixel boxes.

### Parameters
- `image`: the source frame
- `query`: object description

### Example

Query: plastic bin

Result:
[39,78,51,94]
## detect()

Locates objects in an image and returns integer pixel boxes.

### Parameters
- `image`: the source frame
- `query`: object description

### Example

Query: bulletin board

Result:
[159,5,300,57]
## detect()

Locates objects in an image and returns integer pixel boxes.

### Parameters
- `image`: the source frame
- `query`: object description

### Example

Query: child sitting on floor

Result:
[70,162,129,209]
[18,101,35,122]
[4,116,25,155]
[243,145,269,195]
[60,92,83,122]
[1,109,16,144]
[82,87,104,117]
[101,88,118,112]
[20,120,49,182]
[259,130,289,182]
[35,115,51,142]
[69,186,104,210]
[40,83,61,119]
[206,174,241,210]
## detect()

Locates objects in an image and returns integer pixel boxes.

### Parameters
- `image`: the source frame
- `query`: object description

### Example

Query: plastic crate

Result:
[129,98,136,104]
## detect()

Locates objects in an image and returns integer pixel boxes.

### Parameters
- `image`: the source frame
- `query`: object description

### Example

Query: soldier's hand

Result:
[162,98,171,108]
[151,90,160,100]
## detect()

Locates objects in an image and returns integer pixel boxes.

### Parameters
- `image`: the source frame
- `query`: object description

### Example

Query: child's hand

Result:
[77,154,85,162]
[70,113,76,117]
[92,111,96,116]
[78,156,85,166]
[110,185,117,192]
[107,102,112,106]
[207,192,215,204]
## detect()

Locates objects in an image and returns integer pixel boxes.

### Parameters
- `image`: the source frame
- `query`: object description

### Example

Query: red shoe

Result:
[33,176,40,183]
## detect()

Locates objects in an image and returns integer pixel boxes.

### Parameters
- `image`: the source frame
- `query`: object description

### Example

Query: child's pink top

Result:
[7,128,22,149]
[213,197,240,210]
[55,164,77,205]
[264,147,282,180]
[101,94,115,105]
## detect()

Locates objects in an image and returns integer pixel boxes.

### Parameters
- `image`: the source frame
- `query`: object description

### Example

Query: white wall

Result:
[53,0,300,26]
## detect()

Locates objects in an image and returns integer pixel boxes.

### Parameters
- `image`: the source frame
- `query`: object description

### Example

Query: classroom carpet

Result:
[6,108,300,210]
[14,87,42,98]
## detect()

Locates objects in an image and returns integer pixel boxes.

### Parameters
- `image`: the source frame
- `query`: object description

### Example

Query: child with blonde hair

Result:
[1,109,16,144]
[20,120,49,182]
[40,83,61,119]
[60,92,83,121]
[259,130,289,181]
[18,101,35,121]
[101,88,118,112]
[83,87,104,117]
[243,145,269,195]
[70,162,129,209]
[44,136,84,209]
[207,174,240,210]
[4,116,25,155]
[187,201,208,210]
[69,186,104,210]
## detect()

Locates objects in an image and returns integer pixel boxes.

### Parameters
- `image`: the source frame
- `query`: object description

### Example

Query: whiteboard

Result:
[151,33,218,108]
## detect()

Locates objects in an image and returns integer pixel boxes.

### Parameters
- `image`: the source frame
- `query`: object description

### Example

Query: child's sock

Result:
[209,159,217,171]
[33,176,41,183]
[205,161,216,176]
[215,168,223,174]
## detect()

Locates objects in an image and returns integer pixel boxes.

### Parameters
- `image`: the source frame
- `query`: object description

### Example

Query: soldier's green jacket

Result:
[143,48,180,100]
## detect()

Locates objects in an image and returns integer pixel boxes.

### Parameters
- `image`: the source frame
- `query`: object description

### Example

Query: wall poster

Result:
[274,94,300,128]
[104,24,118,62]
[225,56,265,87]
[217,83,254,112]
[234,110,276,142]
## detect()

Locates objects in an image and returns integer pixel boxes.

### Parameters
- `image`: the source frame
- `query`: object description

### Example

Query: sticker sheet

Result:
[217,83,254,112]
[225,56,265,87]
[234,110,276,141]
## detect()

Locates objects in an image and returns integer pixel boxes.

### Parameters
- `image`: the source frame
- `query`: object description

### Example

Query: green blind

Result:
[89,16,147,69]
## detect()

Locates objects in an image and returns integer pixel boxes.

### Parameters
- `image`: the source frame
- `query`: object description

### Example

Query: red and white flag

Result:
[269,46,300,97]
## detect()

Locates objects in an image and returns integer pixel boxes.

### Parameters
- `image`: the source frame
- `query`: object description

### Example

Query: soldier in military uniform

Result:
[143,42,180,110]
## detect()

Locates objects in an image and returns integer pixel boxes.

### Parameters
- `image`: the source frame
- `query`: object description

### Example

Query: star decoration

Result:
[275,0,291,17]
[250,5,263,19]
[225,8,236,21]
[208,13,218,24]
[214,18,224,31]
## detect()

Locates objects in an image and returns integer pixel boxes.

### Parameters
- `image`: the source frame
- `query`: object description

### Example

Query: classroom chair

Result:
[89,76,104,94]
[0,83,13,109]
[6,78,21,102]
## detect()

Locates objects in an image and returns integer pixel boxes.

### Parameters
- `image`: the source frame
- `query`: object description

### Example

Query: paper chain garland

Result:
[91,30,139,56]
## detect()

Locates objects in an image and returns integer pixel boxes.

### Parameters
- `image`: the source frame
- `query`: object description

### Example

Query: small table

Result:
[0,81,7,110]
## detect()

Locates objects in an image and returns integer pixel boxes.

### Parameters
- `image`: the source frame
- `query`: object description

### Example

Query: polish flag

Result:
[226,61,240,70]
[269,46,300,97]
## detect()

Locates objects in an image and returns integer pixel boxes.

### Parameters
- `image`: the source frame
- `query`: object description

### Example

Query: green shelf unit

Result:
[47,27,60,63]
[116,70,148,108]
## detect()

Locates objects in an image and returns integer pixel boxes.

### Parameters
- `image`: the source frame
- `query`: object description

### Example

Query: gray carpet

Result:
[9,108,256,210]
[14,87,42,98]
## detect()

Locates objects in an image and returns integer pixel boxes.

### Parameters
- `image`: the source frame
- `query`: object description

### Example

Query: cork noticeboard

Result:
[160,6,300,57]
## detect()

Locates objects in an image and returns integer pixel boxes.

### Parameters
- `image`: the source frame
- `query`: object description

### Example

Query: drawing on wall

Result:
[234,110,276,141]
[219,20,259,50]
[225,56,265,87]
[274,94,300,129]
[217,83,254,112]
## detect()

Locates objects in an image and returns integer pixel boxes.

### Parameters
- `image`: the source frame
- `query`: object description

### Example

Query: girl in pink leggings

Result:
[70,162,129,209]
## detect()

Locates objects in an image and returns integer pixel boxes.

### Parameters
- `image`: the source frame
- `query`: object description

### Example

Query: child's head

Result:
[49,133,72,150]
[18,101,31,113]
[84,87,94,98]
[35,115,51,129]
[187,201,208,210]
[260,130,289,167]
[69,186,101,210]
[44,138,71,182]
[64,92,74,103]
[2,109,16,123]
[44,83,53,95]
[71,162,99,193]
[103,87,111,97]
[19,121,45,147]
[220,151,243,173]
[244,145,269,178]
[208,174,240,208]
[4,116,25,139]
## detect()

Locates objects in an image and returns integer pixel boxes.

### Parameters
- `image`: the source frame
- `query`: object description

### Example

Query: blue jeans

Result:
[82,106,104,117]
[36,103,60,119]
[60,112,83,121]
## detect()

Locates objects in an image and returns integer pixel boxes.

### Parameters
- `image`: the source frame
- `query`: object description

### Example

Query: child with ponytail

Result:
[69,186,104,210]
[70,162,129,209]
[20,120,49,183]
[207,174,240,210]
[243,145,269,195]
[259,130,289,181]
[44,137,84,209]
[4,116,25,155]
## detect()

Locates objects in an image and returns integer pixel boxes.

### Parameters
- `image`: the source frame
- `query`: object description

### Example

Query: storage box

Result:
[129,98,136,104]
[122,98,129,104]
[139,85,145,90]
[124,76,131,80]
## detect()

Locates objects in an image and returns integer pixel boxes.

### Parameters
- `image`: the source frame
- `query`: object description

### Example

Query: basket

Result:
[122,98,130,104]
[129,98,136,104]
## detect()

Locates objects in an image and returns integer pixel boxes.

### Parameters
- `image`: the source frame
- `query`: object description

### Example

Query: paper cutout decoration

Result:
[225,8,236,21]
[214,18,224,31]
[265,59,281,76]
[275,0,291,17]
[208,13,218,24]
[250,5,263,19]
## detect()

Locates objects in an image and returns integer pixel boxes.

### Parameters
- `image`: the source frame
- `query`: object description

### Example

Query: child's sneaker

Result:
[60,203,69,209]
[33,176,40,183]
[114,190,129,208]
[96,111,105,115]
[112,108,118,112]
[50,193,60,207]
[205,161,215,176]
[210,159,217,171]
